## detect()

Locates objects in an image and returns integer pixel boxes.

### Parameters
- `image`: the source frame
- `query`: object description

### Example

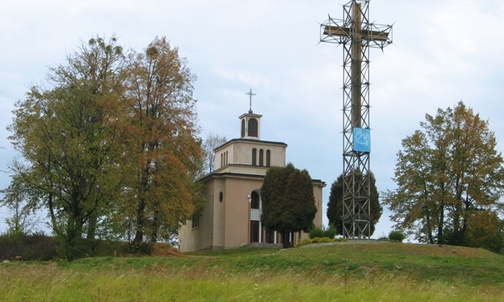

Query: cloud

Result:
[1,0,504,237]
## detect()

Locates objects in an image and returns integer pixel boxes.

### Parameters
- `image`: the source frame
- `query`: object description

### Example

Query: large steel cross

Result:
[320,0,392,239]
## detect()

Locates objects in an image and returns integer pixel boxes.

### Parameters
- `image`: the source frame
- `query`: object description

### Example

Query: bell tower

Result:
[240,112,262,139]
[240,89,262,140]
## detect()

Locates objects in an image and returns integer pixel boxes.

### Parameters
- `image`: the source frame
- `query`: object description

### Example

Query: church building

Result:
[179,97,325,251]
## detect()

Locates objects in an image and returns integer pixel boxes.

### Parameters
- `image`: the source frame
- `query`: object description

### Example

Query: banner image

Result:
[354,128,371,152]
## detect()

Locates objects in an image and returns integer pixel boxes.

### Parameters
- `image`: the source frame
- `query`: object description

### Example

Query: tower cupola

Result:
[240,89,262,139]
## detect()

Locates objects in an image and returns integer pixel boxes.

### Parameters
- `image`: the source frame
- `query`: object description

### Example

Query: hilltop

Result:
[1,241,503,301]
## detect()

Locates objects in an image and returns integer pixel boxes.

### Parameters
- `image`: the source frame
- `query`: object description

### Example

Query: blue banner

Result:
[354,128,371,152]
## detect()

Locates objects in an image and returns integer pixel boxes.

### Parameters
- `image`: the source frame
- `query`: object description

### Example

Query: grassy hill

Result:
[1,241,503,301]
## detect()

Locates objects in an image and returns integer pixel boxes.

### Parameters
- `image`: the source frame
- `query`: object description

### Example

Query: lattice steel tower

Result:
[320,0,392,239]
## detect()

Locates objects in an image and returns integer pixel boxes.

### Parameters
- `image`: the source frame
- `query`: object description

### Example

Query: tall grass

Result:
[1,242,503,301]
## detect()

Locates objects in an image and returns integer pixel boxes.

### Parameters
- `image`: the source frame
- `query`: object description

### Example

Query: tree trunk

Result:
[282,230,293,248]
[134,198,146,244]
[425,207,434,244]
[437,202,445,244]
[87,211,97,239]
[63,215,84,260]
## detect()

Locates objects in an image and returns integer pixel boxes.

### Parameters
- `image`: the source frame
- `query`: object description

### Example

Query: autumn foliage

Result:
[383,102,504,252]
[2,36,204,259]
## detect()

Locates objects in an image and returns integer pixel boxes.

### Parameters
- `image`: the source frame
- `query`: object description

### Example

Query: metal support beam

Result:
[320,0,392,239]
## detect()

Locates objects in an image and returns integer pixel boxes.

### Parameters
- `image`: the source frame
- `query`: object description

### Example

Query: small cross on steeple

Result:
[246,88,256,113]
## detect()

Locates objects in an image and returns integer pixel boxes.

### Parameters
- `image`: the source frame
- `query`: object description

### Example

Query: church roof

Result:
[214,138,287,152]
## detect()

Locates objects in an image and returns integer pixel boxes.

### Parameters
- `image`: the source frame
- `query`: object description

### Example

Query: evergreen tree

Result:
[326,171,382,236]
[261,163,317,248]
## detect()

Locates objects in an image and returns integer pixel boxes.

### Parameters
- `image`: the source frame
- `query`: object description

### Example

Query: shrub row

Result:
[0,234,154,261]
[295,237,347,248]
[0,233,58,261]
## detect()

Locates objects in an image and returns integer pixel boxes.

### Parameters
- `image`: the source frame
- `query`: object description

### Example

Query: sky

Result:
[1,0,504,239]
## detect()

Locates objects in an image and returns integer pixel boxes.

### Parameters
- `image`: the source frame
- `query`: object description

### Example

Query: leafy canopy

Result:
[2,35,205,259]
[383,101,504,251]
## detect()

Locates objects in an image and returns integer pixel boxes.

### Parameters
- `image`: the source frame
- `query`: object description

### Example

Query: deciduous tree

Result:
[383,101,504,250]
[201,133,227,175]
[119,37,205,244]
[3,35,206,258]
[3,36,127,259]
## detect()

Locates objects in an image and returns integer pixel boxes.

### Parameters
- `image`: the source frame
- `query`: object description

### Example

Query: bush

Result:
[295,237,347,248]
[309,225,337,239]
[0,233,59,261]
[388,230,405,242]
[323,224,337,239]
[296,238,313,247]
[129,241,154,255]
[311,237,335,244]
[309,227,324,239]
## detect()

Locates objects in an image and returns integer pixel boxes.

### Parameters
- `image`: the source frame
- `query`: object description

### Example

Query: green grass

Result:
[1,242,503,301]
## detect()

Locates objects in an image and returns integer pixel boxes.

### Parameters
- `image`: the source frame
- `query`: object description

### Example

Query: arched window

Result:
[259,149,264,166]
[225,151,228,166]
[251,191,260,209]
[266,149,271,167]
[220,153,224,167]
[241,119,245,138]
[248,118,258,137]
[252,148,257,166]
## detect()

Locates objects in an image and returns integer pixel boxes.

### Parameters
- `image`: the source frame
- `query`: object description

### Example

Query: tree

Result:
[463,210,503,252]
[383,101,504,250]
[201,133,227,175]
[261,163,317,248]
[119,37,205,245]
[3,35,205,258]
[3,36,127,259]
[1,175,38,237]
[327,171,382,236]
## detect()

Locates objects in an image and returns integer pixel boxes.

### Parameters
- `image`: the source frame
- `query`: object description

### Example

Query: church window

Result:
[250,191,260,209]
[219,191,223,202]
[192,216,200,229]
[241,119,245,138]
[266,149,271,166]
[248,118,258,137]
[259,149,264,166]
[252,148,257,166]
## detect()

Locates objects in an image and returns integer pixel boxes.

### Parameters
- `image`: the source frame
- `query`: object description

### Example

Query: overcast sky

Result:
[1,0,504,239]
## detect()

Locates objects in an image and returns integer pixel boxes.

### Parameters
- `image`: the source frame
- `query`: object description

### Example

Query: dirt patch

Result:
[151,243,184,257]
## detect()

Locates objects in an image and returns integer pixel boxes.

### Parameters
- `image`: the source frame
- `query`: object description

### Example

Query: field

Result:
[1,241,503,301]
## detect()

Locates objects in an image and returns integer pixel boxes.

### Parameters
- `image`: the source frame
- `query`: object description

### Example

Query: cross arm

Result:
[323,25,390,42]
